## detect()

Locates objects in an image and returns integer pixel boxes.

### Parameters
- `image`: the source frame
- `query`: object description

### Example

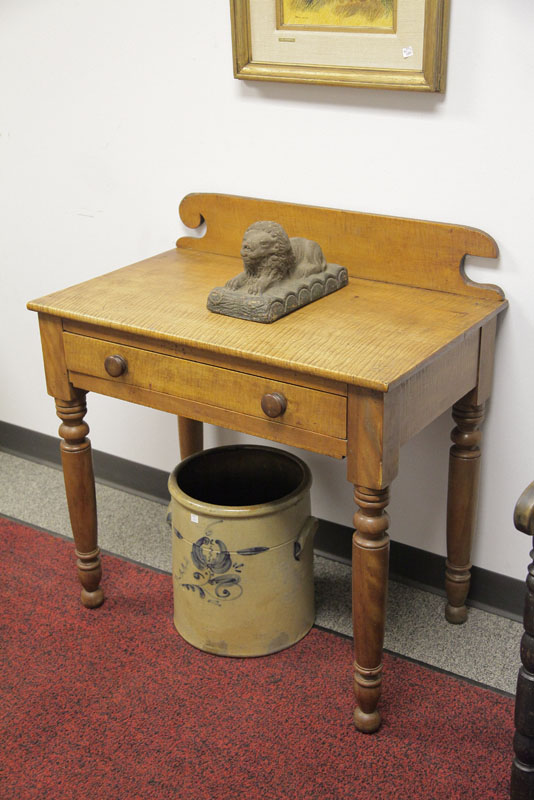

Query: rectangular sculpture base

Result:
[207,263,348,323]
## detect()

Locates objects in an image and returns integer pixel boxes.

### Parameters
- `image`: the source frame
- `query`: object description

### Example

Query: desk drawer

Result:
[63,333,347,439]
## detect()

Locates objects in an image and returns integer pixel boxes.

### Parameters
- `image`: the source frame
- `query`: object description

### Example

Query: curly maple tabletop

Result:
[28,247,505,392]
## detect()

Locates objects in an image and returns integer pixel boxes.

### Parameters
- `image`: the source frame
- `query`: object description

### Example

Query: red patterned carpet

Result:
[0,517,514,800]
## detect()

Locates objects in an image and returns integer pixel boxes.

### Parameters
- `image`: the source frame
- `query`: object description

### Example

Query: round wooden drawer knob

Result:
[104,354,127,377]
[261,392,287,418]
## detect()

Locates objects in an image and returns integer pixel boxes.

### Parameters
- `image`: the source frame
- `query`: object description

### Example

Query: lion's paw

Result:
[226,275,246,290]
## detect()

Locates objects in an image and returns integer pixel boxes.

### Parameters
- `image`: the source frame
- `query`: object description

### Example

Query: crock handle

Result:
[294,516,318,561]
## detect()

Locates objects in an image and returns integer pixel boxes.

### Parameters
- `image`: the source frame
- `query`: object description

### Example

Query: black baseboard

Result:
[0,420,170,504]
[0,420,525,621]
[314,520,524,621]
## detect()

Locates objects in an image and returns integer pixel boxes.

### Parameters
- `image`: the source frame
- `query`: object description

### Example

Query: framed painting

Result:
[230,0,450,91]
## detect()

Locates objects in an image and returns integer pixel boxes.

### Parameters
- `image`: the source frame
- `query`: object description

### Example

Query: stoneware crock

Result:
[168,445,317,657]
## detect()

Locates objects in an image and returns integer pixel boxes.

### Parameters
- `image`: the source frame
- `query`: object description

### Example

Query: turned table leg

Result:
[352,485,390,733]
[512,538,534,798]
[511,482,534,799]
[56,391,103,608]
[445,397,485,624]
[178,417,203,460]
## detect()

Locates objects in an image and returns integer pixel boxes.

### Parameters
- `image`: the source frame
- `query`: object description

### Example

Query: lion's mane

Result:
[242,221,297,279]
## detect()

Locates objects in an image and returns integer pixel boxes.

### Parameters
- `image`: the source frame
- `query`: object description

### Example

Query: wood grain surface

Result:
[38,314,76,401]
[28,247,505,391]
[67,371,347,458]
[178,193,501,299]
[62,332,347,439]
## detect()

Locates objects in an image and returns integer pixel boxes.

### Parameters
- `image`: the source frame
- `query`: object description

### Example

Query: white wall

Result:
[1,1,533,580]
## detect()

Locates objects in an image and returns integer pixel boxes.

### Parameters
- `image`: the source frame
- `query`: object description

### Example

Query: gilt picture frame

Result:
[230,0,449,92]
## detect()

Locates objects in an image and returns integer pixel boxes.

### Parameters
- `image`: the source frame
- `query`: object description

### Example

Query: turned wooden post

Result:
[511,482,534,800]
[445,397,485,624]
[178,417,203,460]
[352,485,390,733]
[56,391,103,608]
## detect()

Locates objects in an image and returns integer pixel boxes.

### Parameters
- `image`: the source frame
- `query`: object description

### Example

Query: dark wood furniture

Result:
[27,193,507,732]
[512,482,534,798]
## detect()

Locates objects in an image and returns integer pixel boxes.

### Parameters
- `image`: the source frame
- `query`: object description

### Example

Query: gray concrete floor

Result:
[0,451,520,693]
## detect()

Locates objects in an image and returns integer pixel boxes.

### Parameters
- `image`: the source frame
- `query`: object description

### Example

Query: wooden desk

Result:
[28,193,507,732]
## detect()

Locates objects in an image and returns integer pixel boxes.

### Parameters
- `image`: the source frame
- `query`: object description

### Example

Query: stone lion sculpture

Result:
[225,220,327,296]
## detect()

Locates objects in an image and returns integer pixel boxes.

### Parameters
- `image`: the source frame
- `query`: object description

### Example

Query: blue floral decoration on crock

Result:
[180,521,270,606]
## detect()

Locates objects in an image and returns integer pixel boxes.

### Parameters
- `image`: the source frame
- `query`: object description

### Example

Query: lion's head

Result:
[240,221,296,278]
